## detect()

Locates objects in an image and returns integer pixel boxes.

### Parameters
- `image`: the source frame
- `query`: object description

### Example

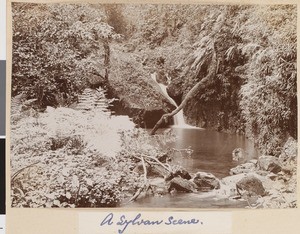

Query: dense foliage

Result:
[11,3,297,208]
[237,6,297,155]
[12,3,119,107]
[116,4,297,154]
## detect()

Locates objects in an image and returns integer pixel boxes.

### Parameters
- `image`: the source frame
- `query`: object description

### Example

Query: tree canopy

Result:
[12,3,120,107]
[12,3,297,154]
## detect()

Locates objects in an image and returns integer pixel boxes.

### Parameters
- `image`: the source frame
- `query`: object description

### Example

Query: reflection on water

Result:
[127,191,248,208]
[169,128,258,178]
[125,128,258,208]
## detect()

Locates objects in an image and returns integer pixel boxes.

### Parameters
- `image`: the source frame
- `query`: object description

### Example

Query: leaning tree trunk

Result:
[150,49,218,135]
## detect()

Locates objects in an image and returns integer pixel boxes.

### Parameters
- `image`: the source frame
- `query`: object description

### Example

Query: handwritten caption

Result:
[100,212,202,234]
[79,211,232,234]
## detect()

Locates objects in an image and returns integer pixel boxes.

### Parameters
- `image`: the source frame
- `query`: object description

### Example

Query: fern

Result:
[11,92,26,117]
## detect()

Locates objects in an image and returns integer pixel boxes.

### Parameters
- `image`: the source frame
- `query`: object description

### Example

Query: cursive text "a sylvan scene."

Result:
[100,213,202,234]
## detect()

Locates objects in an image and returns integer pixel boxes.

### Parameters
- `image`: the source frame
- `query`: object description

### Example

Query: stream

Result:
[124,74,259,208]
[125,127,258,208]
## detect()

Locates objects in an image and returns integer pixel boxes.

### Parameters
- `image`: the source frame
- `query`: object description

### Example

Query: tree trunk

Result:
[150,50,218,135]
[103,39,110,81]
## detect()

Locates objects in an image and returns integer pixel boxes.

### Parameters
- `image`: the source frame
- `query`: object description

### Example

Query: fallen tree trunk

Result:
[150,50,218,135]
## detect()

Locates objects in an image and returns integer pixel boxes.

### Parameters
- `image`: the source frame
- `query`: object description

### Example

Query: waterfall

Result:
[150,73,195,128]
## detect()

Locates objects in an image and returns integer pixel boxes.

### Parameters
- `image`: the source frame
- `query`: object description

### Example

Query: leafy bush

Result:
[10,101,180,208]
[10,105,138,207]
[12,3,120,107]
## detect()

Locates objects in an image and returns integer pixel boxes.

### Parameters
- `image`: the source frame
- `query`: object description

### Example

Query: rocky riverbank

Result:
[132,137,297,209]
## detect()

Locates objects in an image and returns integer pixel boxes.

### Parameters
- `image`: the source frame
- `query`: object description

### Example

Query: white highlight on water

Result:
[151,73,197,128]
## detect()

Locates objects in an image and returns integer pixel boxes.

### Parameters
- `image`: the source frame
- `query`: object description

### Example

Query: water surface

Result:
[168,128,258,178]
[125,128,258,208]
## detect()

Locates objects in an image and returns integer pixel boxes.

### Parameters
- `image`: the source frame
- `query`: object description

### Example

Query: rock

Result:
[279,137,297,163]
[174,169,192,180]
[266,173,278,180]
[281,165,294,175]
[133,162,169,178]
[157,153,171,163]
[217,174,247,198]
[232,148,247,161]
[258,155,282,173]
[165,168,192,181]
[149,178,165,186]
[230,162,256,175]
[108,74,176,128]
[283,137,297,157]
[149,164,169,178]
[267,162,282,174]
[222,174,247,185]
[192,172,220,191]
[254,170,269,177]
[164,173,174,181]
[87,74,105,89]
[149,178,168,195]
[220,172,272,198]
[45,106,55,113]
[124,43,136,53]
[221,174,246,184]
[249,159,258,165]
[166,76,183,105]
[236,175,265,197]
[167,177,197,193]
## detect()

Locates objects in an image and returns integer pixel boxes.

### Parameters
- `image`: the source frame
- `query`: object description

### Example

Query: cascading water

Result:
[150,73,196,128]
[123,73,260,209]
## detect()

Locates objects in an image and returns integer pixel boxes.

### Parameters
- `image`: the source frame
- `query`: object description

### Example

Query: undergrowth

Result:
[10,106,177,208]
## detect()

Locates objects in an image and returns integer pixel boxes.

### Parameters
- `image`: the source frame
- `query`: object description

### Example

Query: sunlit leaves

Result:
[10,105,143,208]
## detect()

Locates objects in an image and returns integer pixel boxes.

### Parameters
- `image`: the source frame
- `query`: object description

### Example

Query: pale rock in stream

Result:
[230,162,257,175]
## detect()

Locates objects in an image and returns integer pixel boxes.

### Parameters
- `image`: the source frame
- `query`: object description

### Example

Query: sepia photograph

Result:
[10,2,297,209]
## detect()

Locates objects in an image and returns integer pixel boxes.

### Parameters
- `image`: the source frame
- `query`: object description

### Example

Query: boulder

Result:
[222,173,247,185]
[230,162,256,175]
[236,175,265,197]
[217,174,247,198]
[192,172,220,191]
[174,169,192,180]
[167,177,197,193]
[258,155,282,173]
[165,168,192,181]
[108,73,176,128]
[166,77,183,105]
[149,164,169,178]
[220,173,272,198]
